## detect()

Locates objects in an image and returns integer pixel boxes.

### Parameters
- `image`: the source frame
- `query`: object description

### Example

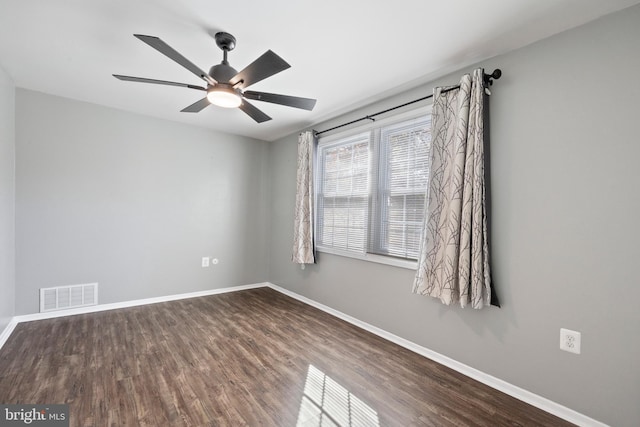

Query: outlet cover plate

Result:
[560,328,581,354]
[202,257,210,267]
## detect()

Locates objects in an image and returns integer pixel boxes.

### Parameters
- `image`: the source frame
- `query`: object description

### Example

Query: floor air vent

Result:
[40,283,98,313]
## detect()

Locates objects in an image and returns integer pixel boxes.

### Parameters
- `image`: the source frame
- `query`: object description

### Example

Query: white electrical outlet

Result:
[560,328,581,354]
[202,257,210,267]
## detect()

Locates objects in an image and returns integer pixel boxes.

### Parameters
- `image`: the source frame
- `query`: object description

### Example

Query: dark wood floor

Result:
[0,288,573,426]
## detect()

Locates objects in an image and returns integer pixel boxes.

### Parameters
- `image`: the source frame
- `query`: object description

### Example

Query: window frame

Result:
[314,106,432,270]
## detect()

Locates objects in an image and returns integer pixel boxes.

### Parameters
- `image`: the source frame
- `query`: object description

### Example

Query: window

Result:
[316,108,432,267]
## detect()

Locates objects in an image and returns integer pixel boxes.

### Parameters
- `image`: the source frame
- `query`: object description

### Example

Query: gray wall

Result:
[15,89,269,315]
[268,5,640,427]
[0,64,15,331]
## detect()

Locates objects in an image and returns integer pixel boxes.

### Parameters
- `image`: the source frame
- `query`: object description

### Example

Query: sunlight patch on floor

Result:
[296,364,380,427]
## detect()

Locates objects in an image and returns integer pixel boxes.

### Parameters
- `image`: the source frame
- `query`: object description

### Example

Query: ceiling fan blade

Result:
[181,98,211,113]
[113,75,206,91]
[229,50,290,89]
[239,100,272,123]
[134,34,216,86]
[243,91,316,111]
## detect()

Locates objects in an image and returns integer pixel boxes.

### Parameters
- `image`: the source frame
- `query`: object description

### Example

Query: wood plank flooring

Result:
[0,288,573,426]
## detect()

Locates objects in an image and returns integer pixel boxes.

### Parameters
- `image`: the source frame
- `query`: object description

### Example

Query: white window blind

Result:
[316,108,431,263]
[317,132,370,252]
[370,117,431,259]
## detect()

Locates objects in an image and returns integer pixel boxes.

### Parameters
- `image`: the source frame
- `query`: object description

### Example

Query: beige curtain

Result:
[413,68,491,308]
[292,131,316,264]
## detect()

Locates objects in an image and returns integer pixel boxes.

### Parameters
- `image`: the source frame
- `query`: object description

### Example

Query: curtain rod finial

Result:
[484,69,502,86]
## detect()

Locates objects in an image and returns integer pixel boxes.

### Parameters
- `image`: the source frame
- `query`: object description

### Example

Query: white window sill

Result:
[316,246,418,270]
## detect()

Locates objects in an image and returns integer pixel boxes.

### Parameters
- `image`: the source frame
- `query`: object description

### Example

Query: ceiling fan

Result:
[113,32,316,123]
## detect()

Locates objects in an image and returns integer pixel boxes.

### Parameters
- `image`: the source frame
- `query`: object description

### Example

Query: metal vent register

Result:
[40,283,98,313]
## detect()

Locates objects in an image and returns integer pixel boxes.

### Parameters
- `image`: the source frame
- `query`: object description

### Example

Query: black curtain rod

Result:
[315,69,502,137]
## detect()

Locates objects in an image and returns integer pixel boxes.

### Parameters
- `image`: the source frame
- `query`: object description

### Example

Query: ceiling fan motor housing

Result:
[209,63,238,84]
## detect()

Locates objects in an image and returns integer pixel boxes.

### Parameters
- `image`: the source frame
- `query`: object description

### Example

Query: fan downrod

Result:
[215,32,236,52]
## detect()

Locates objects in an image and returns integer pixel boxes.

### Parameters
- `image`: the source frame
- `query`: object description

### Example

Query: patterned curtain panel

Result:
[412,68,491,308]
[292,131,316,264]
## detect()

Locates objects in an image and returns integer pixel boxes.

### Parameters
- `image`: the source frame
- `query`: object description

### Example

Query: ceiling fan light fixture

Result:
[207,86,242,108]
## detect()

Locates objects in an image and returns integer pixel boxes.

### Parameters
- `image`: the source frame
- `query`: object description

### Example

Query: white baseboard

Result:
[265,282,607,427]
[1,283,268,336]
[0,281,606,427]
[0,319,18,351]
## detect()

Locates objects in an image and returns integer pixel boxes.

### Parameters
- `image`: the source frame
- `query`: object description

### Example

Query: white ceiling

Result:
[0,0,638,141]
